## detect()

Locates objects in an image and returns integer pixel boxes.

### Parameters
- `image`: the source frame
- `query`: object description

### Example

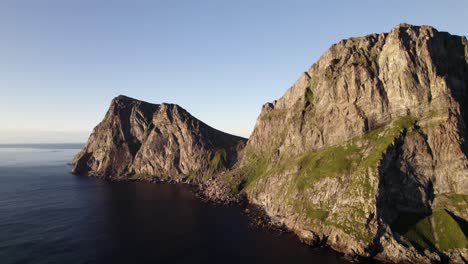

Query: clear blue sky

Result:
[0,0,467,143]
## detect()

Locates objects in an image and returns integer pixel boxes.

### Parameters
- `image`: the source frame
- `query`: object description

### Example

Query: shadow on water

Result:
[0,153,350,264]
[84,177,350,264]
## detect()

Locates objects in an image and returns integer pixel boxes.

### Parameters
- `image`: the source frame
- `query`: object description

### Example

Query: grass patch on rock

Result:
[238,116,421,242]
[391,209,468,251]
[240,150,270,188]
[306,207,329,221]
[205,148,227,179]
[295,143,361,191]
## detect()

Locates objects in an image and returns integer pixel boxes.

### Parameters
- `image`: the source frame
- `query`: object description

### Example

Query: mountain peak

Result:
[73,96,246,181]
[110,95,155,106]
[72,24,467,263]
[112,94,136,102]
[238,23,468,262]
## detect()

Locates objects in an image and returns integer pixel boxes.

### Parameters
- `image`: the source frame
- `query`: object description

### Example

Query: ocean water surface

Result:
[0,144,349,264]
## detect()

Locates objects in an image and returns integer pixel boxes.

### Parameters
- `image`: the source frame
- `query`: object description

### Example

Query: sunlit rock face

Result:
[73,24,468,263]
[72,95,246,182]
[232,23,467,263]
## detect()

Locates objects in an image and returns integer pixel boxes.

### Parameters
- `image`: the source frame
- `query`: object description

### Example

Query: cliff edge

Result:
[73,24,468,263]
[226,23,467,263]
[72,95,246,184]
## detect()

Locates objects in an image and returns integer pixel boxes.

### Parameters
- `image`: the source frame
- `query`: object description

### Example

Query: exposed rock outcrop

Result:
[226,23,468,263]
[73,24,468,263]
[72,95,246,183]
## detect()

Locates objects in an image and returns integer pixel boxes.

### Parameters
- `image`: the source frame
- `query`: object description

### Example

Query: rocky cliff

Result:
[73,24,467,263]
[72,95,246,183]
[225,23,468,263]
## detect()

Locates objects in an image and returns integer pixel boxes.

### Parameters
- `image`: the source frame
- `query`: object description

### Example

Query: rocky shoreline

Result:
[70,170,356,261]
[70,166,467,263]
[71,170,280,227]
[71,23,468,263]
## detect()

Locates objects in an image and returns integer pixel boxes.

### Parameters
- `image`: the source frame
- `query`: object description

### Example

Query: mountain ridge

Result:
[72,95,247,183]
[72,23,468,263]
[226,23,467,263]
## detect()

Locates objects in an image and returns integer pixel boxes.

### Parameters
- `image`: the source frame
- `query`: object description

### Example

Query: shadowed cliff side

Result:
[72,23,468,263]
[72,95,246,183]
[223,23,468,263]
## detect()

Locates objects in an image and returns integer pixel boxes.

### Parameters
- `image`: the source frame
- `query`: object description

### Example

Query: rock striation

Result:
[72,95,246,182]
[226,23,468,263]
[73,24,468,263]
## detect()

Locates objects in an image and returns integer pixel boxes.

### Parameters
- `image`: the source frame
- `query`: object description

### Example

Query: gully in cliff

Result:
[73,24,468,264]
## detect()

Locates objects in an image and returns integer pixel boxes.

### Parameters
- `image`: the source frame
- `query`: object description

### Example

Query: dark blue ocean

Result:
[0,144,348,264]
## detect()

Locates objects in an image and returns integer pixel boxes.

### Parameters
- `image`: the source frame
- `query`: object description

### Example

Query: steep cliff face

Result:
[73,23,467,263]
[72,95,246,182]
[230,24,467,262]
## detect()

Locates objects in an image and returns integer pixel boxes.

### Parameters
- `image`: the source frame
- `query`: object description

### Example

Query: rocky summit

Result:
[73,24,468,263]
[72,95,247,183]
